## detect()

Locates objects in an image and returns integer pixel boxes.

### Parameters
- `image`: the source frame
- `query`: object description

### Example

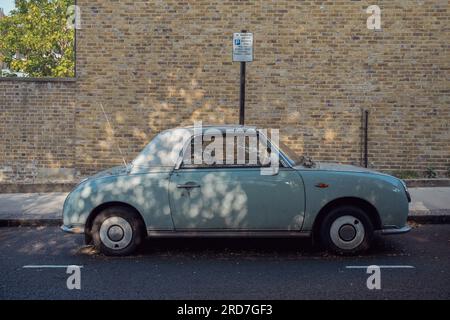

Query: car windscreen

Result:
[276,141,303,166]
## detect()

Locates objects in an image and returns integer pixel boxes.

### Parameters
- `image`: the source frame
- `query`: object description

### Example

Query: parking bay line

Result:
[346,265,415,269]
[23,265,83,269]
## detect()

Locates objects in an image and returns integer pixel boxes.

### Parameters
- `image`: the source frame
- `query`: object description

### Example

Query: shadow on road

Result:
[120,234,407,259]
[0,225,409,259]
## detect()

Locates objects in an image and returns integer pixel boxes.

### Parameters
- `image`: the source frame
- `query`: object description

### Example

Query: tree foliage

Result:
[0,0,75,77]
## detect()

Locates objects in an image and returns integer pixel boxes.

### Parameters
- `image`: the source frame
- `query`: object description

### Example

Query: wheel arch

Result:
[84,201,147,244]
[312,197,382,240]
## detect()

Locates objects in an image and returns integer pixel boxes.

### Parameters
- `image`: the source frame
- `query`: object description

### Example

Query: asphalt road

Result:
[0,224,449,299]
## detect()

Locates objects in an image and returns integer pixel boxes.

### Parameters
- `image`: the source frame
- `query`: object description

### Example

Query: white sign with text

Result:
[233,32,253,62]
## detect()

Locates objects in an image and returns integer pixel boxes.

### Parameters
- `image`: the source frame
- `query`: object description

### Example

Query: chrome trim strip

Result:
[146,230,311,238]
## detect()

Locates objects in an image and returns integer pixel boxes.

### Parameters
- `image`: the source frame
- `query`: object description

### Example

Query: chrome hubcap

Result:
[330,215,365,250]
[107,225,124,242]
[338,224,357,241]
[99,217,133,250]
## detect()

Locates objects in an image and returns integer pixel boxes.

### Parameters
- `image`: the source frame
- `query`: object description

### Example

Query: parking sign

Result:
[233,32,253,62]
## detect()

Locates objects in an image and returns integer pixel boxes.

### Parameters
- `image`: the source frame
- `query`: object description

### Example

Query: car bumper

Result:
[377,225,411,235]
[61,225,85,234]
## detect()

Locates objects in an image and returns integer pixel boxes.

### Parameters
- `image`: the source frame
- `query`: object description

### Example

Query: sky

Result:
[0,0,15,15]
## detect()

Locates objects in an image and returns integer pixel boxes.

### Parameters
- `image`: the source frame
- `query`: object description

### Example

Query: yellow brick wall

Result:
[1,0,449,182]
[0,80,76,182]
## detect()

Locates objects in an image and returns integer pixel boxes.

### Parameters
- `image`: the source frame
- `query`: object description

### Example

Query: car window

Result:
[181,133,272,169]
[133,129,192,167]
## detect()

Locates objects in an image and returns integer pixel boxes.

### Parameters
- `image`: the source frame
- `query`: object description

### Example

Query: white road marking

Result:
[346,265,415,269]
[23,265,83,269]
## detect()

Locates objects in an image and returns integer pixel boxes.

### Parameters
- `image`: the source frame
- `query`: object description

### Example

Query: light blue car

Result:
[62,125,411,256]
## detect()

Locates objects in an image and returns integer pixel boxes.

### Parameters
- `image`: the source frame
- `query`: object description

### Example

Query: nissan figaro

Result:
[62,125,411,256]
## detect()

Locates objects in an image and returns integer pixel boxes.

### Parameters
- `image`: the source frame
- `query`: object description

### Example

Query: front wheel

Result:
[320,206,374,255]
[91,206,145,256]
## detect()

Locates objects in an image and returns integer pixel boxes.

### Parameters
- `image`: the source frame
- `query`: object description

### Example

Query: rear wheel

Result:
[320,206,374,255]
[91,206,145,256]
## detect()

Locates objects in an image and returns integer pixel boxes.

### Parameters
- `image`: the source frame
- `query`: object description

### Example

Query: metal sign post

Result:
[233,31,253,125]
[239,59,246,125]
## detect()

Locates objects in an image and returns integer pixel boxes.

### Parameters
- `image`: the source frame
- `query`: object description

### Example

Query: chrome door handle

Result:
[177,183,201,188]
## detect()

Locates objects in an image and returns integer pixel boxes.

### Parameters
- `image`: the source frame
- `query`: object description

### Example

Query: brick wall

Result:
[0,80,76,182]
[1,0,449,183]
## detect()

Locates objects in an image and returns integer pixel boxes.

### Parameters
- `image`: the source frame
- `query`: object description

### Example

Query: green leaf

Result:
[0,0,75,77]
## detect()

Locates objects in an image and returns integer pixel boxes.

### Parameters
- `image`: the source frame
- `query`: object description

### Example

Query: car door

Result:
[168,132,306,230]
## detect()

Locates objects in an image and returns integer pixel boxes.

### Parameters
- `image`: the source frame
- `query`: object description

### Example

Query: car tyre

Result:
[91,206,144,256]
[320,205,374,255]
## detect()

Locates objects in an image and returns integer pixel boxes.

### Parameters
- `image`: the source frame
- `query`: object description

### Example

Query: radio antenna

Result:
[99,103,127,167]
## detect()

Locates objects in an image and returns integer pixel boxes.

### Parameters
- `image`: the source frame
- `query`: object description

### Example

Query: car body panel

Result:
[62,126,410,237]
[297,166,409,231]
[63,168,174,230]
[168,167,305,230]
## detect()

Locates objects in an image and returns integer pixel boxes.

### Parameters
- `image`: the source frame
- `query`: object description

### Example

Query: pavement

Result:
[0,187,449,226]
[0,192,66,221]
[0,224,448,299]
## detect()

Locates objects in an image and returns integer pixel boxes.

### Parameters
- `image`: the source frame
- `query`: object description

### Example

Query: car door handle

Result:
[177,182,201,188]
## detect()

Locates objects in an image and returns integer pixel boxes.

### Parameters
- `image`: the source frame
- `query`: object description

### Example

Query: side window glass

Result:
[180,133,273,168]
[181,139,196,167]
[181,135,221,168]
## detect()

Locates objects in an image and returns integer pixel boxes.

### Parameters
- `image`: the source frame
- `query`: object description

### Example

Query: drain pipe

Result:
[363,110,369,168]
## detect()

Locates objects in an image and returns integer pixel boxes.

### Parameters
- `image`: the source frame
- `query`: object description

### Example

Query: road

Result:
[0,224,449,299]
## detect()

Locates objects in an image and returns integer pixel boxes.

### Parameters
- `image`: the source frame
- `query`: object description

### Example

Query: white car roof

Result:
[132,125,259,167]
